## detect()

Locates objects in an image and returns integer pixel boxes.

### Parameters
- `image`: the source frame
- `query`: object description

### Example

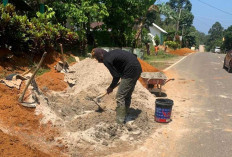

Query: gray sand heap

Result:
[36,58,157,157]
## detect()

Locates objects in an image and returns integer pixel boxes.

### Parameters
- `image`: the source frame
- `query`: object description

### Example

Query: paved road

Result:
[171,52,232,157]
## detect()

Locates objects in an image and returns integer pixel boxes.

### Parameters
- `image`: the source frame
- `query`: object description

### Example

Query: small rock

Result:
[132,130,141,135]
[102,141,108,146]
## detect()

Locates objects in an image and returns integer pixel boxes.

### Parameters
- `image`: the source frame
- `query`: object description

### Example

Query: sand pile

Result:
[36,58,157,156]
[169,48,195,56]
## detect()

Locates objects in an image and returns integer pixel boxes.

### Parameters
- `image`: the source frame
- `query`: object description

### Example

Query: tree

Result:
[206,22,224,51]
[166,0,194,40]
[222,25,232,51]
[195,31,207,48]
[47,1,108,44]
[182,26,197,47]
[141,28,152,55]
[154,35,160,45]
[158,0,194,43]
[101,0,156,47]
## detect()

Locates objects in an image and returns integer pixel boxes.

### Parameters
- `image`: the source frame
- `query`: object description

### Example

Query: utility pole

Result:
[174,8,182,41]
[181,24,187,47]
[3,0,8,6]
[39,0,46,13]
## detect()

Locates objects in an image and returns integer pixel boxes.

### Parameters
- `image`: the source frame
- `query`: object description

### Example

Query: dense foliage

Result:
[47,0,108,46]
[154,35,160,46]
[222,26,232,51]
[206,22,224,51]
[165,41,180,49]
[101,0,156,47]
[0,4,78,56]
[158,0,195,47]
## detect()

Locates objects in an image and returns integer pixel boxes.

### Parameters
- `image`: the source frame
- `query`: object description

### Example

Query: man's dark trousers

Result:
[116,74,140,124]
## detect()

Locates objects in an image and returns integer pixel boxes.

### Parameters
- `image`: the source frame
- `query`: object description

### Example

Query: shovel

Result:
[92,82,120,112]
[91,97,106,112]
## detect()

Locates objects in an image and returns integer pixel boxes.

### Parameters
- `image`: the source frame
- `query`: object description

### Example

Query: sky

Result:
[155,0,232,34]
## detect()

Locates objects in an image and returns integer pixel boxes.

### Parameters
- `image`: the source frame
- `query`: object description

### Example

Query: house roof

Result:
[90,22,104,29]
[152,23,167,34]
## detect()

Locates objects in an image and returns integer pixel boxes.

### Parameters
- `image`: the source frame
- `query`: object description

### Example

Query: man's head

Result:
[91,48,107,63]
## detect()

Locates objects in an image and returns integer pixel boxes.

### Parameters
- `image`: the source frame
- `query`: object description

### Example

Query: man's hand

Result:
[107,87,113,94]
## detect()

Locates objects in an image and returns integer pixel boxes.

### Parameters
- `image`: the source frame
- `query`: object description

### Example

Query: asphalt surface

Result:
[170,52,232,157]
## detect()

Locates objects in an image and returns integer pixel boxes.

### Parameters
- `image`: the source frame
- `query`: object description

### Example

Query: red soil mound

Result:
[169,48,195,56]
[0,83,62,156]
[36,51,68,92]
[0,49,69,156]
[36,71,68,92]
[0,129,50,157]
[138,58,159,88]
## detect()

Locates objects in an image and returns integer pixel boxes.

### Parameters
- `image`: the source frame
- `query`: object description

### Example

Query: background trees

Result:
[0,4,78,56]
[206,22,224,51]
[222,26,232,51]
[167,0,194,37]
[158,0,196,48]
[101,0,156,47]
[3,0,231,54]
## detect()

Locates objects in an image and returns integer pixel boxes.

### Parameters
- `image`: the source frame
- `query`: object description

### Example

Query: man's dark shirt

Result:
[103,49,142,88]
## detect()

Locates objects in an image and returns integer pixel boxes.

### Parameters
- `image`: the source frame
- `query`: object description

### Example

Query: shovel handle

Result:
[96,92,108,100]
[96,82,120,100]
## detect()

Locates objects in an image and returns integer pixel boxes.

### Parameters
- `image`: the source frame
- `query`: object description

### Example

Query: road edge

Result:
[163,53,195,71]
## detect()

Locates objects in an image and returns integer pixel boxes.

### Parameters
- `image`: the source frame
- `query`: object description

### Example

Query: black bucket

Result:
[155,99,174,123]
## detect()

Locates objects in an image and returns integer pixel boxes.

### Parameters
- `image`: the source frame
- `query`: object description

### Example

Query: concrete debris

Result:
[54,61,69,73]
[0,79,22,89]
[0,73,28,89]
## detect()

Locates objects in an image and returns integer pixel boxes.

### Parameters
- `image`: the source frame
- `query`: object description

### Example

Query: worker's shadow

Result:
[151,91,167,97]
[125,108,142,123]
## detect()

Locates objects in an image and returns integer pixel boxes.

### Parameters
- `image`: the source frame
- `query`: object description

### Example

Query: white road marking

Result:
[219,95,228,98]
[164,56,188,71]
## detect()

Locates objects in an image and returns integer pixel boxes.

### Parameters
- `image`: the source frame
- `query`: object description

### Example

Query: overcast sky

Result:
[155,0,232,34]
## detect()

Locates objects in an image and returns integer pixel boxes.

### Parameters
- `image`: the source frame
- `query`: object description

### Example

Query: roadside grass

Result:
[143,48,179,70]
[144,50,177,61]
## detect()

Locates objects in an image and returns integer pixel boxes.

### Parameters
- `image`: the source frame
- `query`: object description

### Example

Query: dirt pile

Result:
[169,48,195,56]
[138,58,160,88]
[0,82,64,156]
[36,51,68,92]
[0,129,51,157]
[0,49,72,156]
[0,50,29,79]
[0,48,159,156]
[36,58,157,156]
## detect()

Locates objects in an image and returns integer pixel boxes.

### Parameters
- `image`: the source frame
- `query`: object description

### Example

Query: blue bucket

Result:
[155,99,174,123]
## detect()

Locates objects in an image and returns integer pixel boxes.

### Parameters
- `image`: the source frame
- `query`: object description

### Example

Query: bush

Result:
[154,35,160,46]
[0,4,79,56]
[165,41,180,50]
[93,31,115,47]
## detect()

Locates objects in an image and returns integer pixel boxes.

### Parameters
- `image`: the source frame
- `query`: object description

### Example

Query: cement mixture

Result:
[35,58,158,157]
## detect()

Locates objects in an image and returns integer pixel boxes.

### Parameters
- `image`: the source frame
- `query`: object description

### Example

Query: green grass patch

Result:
[143,49,179,70]
[66,55,76,64]
[143,50,177,62]
[36,67,50,76]
[0,73,5,79]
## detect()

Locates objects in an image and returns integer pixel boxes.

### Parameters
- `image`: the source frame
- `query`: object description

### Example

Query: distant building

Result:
[199,45,205,52]
[148,23,167,45]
